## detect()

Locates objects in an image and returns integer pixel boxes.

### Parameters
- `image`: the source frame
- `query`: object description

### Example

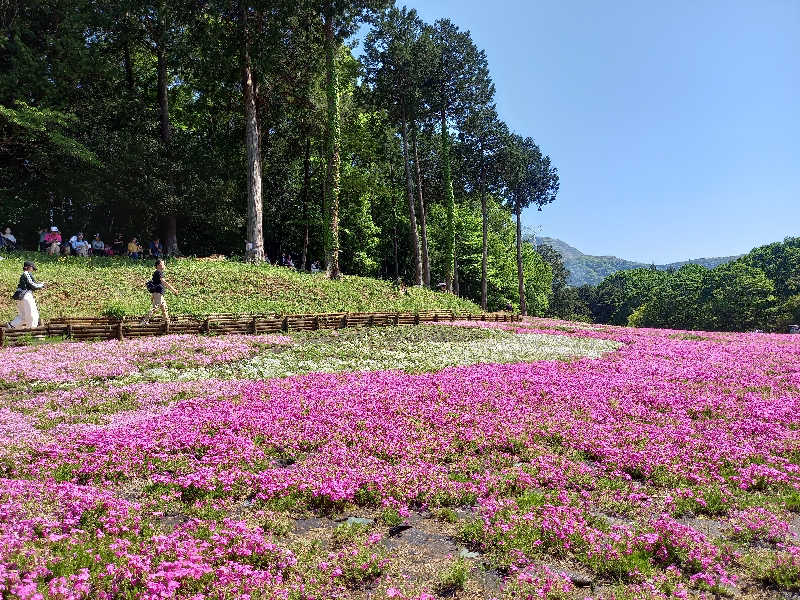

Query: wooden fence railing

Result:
[0,310,518,346]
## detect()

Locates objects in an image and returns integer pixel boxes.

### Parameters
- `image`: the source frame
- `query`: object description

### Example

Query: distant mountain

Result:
[534,237,741,287]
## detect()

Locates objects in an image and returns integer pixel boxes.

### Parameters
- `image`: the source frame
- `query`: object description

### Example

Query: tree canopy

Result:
[0,0,560,313]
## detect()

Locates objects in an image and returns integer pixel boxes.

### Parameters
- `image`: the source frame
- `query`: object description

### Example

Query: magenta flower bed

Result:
[2,321,799,598]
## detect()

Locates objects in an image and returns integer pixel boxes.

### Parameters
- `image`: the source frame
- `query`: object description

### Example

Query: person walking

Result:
[7,261,45,329]
[140,259,178,326]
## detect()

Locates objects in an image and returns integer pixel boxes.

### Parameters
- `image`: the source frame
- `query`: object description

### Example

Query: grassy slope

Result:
[0,252,480,321]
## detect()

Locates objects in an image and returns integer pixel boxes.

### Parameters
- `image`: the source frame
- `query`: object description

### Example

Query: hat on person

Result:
[50,226,58,232]
[94,233,101,238]
[23,260,37,271]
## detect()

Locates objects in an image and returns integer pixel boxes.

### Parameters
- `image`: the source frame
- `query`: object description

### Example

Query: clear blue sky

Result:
[405,0,799,263]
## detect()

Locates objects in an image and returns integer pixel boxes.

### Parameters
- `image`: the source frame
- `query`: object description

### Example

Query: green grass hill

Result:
[0,252,480,321]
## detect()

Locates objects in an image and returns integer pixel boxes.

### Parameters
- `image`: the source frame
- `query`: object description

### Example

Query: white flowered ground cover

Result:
[1,322,800,600]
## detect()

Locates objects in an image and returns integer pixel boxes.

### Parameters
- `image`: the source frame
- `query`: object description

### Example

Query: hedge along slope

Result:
[0,252,480,320]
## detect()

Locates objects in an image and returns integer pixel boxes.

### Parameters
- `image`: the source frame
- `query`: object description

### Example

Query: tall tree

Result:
[500,134,559,315]
[151,0,181,255]
[459,106,505,310]
[428,19,494,292]
[316,0,390,278]
[239,2,264,261]
[362,7,426,285]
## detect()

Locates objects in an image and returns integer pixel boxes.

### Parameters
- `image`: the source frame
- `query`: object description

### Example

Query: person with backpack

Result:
[140,259,178,325]
[7,261,45,329]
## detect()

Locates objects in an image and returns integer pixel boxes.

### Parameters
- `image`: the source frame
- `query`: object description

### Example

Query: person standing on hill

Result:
[140,259,178,325]
[7,261,45,329]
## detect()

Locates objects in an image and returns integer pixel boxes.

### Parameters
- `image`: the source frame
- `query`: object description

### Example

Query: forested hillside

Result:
[0,2,559,314]
[536,237,739,286]
[587,237,800,332]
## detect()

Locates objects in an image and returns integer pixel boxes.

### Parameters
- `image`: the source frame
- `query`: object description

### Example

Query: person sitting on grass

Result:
[148,237,163,258]
[127,237,143,259]
[71,232,90,257]
[140,259,178,325]
[111,233,125,256]
[2,228,17,251]
[91,233,105,255]
[44,227,61,255]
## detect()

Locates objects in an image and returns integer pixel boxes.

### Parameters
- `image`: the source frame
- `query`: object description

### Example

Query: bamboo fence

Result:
[0,310,518,346]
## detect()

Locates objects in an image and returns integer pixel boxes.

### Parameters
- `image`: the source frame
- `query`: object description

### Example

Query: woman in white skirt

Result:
[8,261,45,328]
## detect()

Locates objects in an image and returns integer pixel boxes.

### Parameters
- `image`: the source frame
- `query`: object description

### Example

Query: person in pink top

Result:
[44,227,62,255]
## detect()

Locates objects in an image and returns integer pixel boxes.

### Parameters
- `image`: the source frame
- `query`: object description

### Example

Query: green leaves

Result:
[0,101,100,166]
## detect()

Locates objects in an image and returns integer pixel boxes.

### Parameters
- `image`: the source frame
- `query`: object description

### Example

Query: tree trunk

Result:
[454,252,459,296]
[300,136,311,271]
[323,12,341,279]
[441,103,455,292]
[401,110,422,286]
[155,5,181,257]
[516,201,526,316]
[412,122,430,287]
[480,169,488,311]
[241,2,264,261]
[163,216,179,256]
[319,138,327,267]
[389,162,399,281]
[156,44,170,143]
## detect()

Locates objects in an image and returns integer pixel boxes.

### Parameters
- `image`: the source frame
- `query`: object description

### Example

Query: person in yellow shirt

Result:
[127,237,142,259]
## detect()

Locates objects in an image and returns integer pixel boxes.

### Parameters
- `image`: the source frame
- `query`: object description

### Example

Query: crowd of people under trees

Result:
[1,225,322,272]
[0,226,167,259]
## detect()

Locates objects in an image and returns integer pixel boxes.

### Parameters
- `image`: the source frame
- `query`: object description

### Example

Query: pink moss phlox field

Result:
[2,319,800,597]
[0,334,292,382]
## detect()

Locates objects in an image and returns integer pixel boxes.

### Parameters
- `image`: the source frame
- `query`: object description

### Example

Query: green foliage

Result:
[100,301,128,320]
[698,261,775,331]
[378,507,403,526]
[742,237,800,299]
[434,558,469,596]
[748,550,800,591]
[631,261,776,332]
[632,264,706,330]
[594,268,670,326]
[426,197,551,312]
[574,238,797,332]
[0,101,100,166]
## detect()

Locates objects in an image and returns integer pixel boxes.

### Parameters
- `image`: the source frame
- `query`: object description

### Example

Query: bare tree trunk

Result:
[155,3,181,257]
[412,122,430,287]
[241,2,264,261]
[163,216,178,256]
[480,170,488,311]
[389,162,399,280]
[156,45,170,143]
[441,101,455,292]
[323,12,341,278]
[516,201,526,316]
[300,136,311,270]
[319,139,327,267]
[401,110,422,286]
[454,252,459,296]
